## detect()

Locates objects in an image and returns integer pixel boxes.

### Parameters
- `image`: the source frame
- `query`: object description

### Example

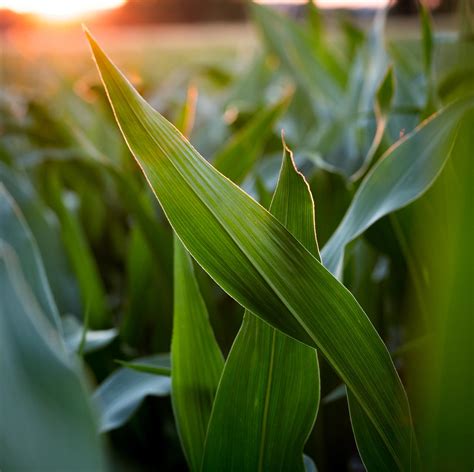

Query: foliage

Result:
[1,4,473,471]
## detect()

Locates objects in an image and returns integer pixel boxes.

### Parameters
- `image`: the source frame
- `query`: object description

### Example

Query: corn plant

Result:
[1,3,473,471]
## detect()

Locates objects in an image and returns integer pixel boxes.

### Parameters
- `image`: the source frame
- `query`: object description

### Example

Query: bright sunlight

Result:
[0,0,126,20]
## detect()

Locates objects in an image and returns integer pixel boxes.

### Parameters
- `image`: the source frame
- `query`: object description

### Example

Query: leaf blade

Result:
[86,32,416,469]
[202,143,320,470]
[172,236,224,471]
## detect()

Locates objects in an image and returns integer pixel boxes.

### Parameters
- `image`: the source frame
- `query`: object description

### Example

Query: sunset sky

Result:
[0,0,126,20]
[0,0,388,21]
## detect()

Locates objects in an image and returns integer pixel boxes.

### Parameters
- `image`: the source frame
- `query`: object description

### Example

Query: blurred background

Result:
[1,0,472,471]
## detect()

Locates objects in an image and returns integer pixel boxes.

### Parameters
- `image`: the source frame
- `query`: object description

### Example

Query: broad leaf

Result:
[322,97,474,277]
[93,354,171,432]
[86,32,417,469]
[202,143,319,470]
[0,243,105,470]
[0,185,60,329]
[0,162,81,315]
[172,236,224,470]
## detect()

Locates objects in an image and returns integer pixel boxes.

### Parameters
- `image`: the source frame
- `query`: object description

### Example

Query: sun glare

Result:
[0,0,126,20]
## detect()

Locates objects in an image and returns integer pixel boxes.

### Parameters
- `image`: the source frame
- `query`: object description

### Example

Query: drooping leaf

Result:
[61,315,117,355]
[171,237,224,470]
[0,243,105,470]
[93,354,171,432]
[86,32,417,469]
[202,142,319,470]
[322,97,474,277]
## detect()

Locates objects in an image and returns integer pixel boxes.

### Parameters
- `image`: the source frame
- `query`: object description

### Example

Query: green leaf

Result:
[86,32,417,469]
[115,357,171,377]
[93,354,171,432]
[172,236,224,471]
[251,4,344,111]
[61,315,117,354]
[322,97,474,277]
[0,185,61,330]
[0,243,105,470]
[0,162,81,315]
[350,65,395,181]
[420,2,433,76]
[202,142,320,470]
[213,94,290,185]
[376,65,395,118]
[44,167,108,328]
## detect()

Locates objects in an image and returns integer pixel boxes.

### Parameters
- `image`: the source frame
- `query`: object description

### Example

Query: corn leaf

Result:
[213,94,290,184]
[251,4,345,112]
[61,315,117,354]
[0,243,105,470]
[116,357,171,377]
[44,168,108,328]
[172,236,224,470]
[93,354,171,432]
[86,33,417,469]
[0,162,81,315]
[0,185,61,330]
[202,143,319,470]
[322,97,474,277]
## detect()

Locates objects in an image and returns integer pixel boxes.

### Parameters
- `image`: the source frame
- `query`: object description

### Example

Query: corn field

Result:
[1,3,473,471]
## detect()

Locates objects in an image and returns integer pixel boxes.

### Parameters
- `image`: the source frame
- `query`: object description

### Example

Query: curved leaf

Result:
[202,143,319,470]
[0,243,105,470]
[86,33,416,470]
[61,315,117,355]
[0,185,60,330]
[93,354,171,432]
[321,97,474,277]
[0,162,81,315]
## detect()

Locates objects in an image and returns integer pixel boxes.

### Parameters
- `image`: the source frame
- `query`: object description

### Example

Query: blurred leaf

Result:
[0,163,81,314]
[304,454,318,472]
[44,168,108,328]
[116,356,171,377]
[203,143,319,470]
[252,3,344,111]
[213,94,290,184]
[61,315,117,354]
[172,237,224,470]
[0,243,105,470]
[323,384,347,404]
[0,185,61,329]
[458,0,474,40]
[420,3,433,76]
[93,354,171,433]
[350,65,395,181]
[322,97,474,277]
[87,32,417,470]
[376,66,395,117]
